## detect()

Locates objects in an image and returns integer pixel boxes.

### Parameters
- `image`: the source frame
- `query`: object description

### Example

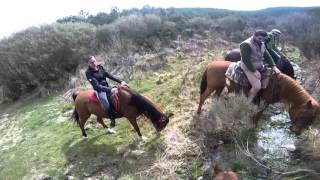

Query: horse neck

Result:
[122,87,164,120]
[278,74,313,106]
[118,87,132,105]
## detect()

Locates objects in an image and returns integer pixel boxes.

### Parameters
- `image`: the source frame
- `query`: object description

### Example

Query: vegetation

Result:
[0,6,320,179]
[1,7,320,101]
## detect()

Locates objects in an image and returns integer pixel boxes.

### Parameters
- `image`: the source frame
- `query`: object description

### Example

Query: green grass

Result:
[0,51,217,179]
[0,53,202,179]
[0,95,162,179]
[286,46,303,64]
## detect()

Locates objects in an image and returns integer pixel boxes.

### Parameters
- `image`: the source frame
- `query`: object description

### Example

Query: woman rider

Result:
[84,55,127,134]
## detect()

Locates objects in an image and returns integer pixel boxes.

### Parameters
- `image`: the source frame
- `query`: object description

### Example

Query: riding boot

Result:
[108,108,117,128]
[110,118,116,128]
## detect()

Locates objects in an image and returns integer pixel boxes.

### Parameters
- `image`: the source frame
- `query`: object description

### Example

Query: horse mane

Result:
[126,88,164,127]
[271,73,317,106]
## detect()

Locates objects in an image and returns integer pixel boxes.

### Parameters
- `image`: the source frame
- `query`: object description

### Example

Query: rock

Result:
[283,144,296,152]
[82,172,90,177]
[32,174,51,180]
[197,176,203,180]
[66,176,74,180]
[131,150,145,156]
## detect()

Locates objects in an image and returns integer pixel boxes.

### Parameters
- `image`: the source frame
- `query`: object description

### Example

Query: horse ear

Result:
[213,163,223,174]
[306,100,313,109]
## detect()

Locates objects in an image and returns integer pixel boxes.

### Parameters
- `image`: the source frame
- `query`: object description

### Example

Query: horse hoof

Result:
[82,136,88,140]
[107,128,117,134]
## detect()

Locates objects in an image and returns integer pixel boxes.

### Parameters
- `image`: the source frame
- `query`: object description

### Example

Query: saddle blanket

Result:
[225,61,272,88]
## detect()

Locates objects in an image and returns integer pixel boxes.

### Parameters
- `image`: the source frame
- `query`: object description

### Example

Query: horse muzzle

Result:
[290,125,302,135]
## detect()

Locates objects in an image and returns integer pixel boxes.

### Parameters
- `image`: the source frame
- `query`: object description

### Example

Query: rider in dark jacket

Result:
[84,55,127,133]
[265,29,283,64]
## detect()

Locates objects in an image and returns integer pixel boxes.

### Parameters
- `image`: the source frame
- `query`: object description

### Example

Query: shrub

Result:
[0,23,97,99]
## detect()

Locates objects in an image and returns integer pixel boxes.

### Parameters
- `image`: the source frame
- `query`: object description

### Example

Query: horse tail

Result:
[200,69,208,94]
[129,91,164,130]
[71,90,80,124]
[72,92,78,101]
[278,57,295,79]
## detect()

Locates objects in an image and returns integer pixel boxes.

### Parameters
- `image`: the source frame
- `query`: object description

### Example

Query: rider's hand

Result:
[111,88,118,94]
[254,71,261,79]
[272,66,281,74]
[121,81,127,86]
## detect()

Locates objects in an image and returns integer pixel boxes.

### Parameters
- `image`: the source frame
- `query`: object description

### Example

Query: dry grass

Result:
[202,93,259,140]
[297,117,320,169]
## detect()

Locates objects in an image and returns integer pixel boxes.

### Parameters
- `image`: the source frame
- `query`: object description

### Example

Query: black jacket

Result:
[85,65,121,93]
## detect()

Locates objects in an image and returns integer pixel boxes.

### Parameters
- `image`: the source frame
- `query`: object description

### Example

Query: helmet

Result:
[271,29,281,36]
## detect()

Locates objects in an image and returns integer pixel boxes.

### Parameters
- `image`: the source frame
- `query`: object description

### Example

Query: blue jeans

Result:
[97,91,116,127]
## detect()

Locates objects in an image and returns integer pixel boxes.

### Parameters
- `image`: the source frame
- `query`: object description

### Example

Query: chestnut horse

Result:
[225,48,295,79]
[71,85,170,138]
[197,61,320,135]
[212,164,238,180]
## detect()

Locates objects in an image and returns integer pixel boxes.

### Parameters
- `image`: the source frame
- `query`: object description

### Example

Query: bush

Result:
[96,14,164,51]
[214,16,248,42]
[296,26,320,58]
[159,21,178,41]
[188,17,213,35]
[0,23,97,99]
[200,93,259,142]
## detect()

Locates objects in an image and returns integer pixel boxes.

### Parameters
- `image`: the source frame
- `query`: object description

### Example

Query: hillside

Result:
[0,6,320,179]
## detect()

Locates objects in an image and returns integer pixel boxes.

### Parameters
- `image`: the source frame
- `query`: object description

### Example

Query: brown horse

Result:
[197,61,320,135]
[225,48,295,79]
[71,85,171,138]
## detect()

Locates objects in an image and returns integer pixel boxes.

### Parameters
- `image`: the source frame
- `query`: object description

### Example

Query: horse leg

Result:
[128,117,142,137]
[79,118,88,138]
[214,87,224,98]
[252,104,268,128]
[197,88,214,114]
[97,116,108,129]
[78,112,90,138]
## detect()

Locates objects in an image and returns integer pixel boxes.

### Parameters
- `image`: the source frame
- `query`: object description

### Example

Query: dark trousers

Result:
[97,91,116,127]
[267,49,280,64]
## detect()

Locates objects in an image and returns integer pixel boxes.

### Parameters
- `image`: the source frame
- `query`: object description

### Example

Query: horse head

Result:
[156,112,173,132]
[212,163,238,180]
[289,100,320,135]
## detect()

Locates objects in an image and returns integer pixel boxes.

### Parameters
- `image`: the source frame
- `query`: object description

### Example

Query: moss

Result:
[286,46,303,65]
[269,120,287,128]
[0,95,161,179]
[239,130,258,142]
[191,161,203,179]
[61,103,74,113]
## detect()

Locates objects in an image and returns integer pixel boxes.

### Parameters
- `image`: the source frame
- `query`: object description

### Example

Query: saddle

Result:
[225,61,273,89]
[88,89,121,114]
